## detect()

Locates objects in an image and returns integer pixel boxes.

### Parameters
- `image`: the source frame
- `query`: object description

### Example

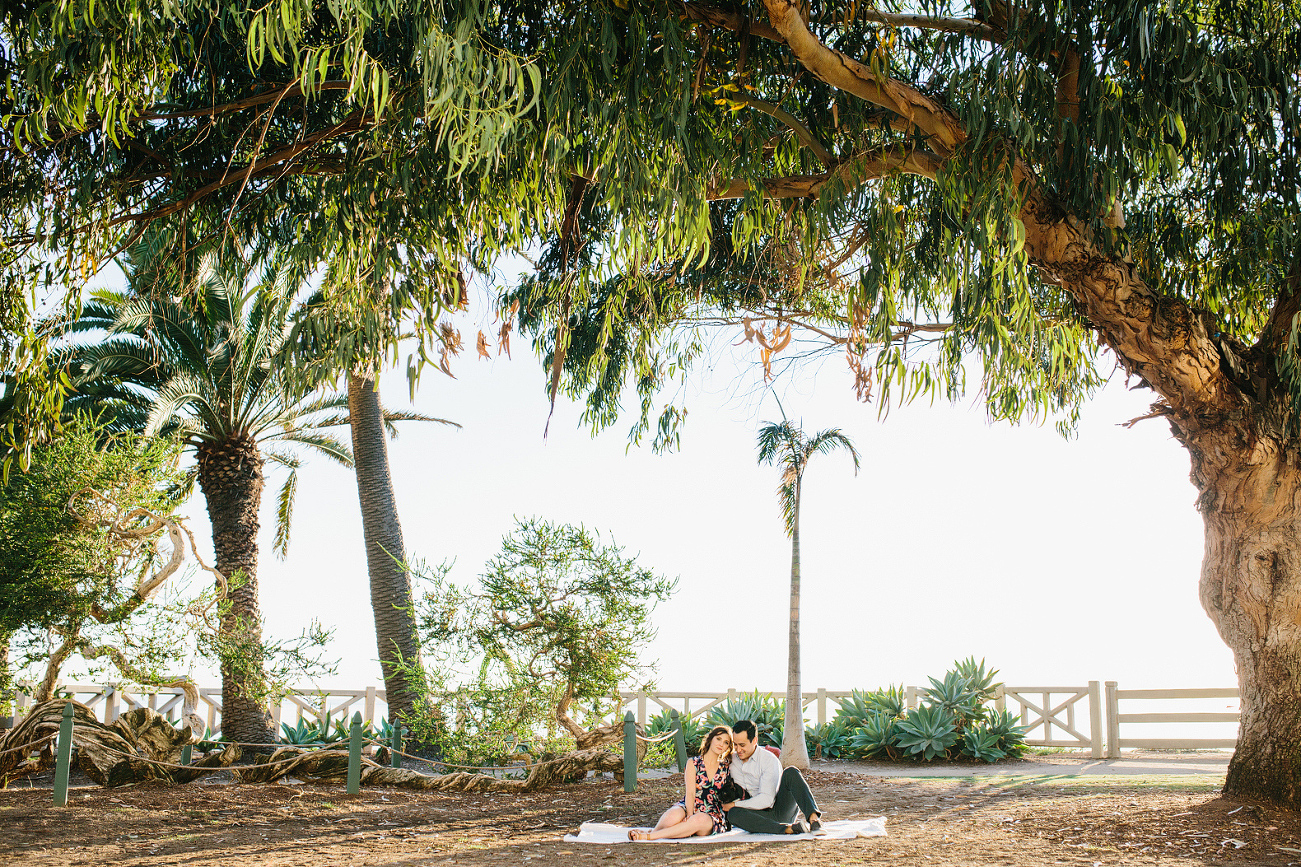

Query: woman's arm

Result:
[684,758,698,817]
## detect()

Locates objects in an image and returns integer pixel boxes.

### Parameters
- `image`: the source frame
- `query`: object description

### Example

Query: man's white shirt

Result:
[729,747,781,810]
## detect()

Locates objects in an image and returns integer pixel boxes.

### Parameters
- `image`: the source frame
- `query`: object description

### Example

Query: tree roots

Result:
[1,700,628,792]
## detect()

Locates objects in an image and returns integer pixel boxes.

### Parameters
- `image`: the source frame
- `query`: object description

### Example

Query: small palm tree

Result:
[756,418,859,770]
[53,249,365,744]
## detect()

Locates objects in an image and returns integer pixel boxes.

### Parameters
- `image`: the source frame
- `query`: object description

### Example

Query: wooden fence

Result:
[9,681,1242,757]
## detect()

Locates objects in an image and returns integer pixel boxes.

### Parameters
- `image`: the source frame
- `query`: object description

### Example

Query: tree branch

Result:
[736,95,835,167]
[707,147,941,199]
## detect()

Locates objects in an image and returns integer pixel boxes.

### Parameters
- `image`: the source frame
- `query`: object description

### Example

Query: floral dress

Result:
[675,755,731,834]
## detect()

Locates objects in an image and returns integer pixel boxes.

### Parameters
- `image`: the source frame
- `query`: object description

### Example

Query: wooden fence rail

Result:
[8,681,1242,756]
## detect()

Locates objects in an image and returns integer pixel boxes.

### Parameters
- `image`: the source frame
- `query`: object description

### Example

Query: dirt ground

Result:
[5,768,1301,867]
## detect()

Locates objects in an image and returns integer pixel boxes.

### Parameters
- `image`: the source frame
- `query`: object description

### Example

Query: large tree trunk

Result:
[197,433,274,745]
[348,371,427,726]
[781,490,810,770]
[1184,426,1301,804]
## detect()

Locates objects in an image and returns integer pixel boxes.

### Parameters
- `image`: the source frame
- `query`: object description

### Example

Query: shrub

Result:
[958,724,1006,762]
[704,690,784,748]
[805,719,854,760]
[840,659,1027,763]
[848,711,903,760]
[833,686,905,729]
[893,703,959,760]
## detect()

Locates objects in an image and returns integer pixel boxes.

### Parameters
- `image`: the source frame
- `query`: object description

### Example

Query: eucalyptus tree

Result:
[52,248,363,744]
[494,0,1301,805]
[0,1,537,471]
[754,420,859,769]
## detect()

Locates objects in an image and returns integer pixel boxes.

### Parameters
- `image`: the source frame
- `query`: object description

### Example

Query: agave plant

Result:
[835,686,906,728]
[894,704,959,761]
[953,657,1002,705]
[925,670,983,725]
[805,719,854,760]
[986,708,1031,756]
[704,690,785,748]
[849,711,903,759]
[959,724,1006,762]
[647,708,707,750]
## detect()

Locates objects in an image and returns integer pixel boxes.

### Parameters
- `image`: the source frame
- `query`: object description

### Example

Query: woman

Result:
[629,725,733,841]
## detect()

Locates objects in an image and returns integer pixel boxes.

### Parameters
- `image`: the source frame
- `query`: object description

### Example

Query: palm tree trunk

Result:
[781,487,811,770]
[348,371,427,727]
[197,433,274,745]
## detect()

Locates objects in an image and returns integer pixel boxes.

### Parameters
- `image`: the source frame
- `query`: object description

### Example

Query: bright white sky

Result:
[161,285,1235,703]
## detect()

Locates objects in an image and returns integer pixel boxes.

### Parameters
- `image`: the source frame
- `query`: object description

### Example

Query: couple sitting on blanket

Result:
[628,719,822,841]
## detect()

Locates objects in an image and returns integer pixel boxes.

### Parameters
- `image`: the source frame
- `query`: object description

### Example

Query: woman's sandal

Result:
[627,829,647,842]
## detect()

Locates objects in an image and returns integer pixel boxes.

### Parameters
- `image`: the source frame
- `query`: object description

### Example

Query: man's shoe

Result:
[789,818,810,835]
[808,813,823,834]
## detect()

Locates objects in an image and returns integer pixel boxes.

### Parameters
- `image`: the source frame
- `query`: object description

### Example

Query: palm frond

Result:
[273,467,297,560]
[382,409,460,438]
[265,429,354,468]
[804,429,861,474]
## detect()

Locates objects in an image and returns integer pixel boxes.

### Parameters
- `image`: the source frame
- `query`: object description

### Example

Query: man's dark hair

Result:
[732,719,758,741]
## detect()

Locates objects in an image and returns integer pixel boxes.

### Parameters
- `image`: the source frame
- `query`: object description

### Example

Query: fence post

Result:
[104,683,119,724]
[391,722,403,769]
[637,692,647,727]
[1088,681,1103,759]
[365,686,377,724]
[994,685,1006,713]
[671,710,687,772]
[905,686,918,711]
[622,712,637,793]
[347,712,362,795]
[1105,681,1120,758]
[817,689,827,727]
[53,702,74,807]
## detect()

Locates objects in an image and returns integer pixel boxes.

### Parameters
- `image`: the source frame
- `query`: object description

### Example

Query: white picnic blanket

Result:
[563,818,887,843]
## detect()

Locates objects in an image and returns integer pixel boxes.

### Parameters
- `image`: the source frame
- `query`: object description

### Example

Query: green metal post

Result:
[390,722,402,769]
[346,711,362,795]
[671,709,688,772]
[181,744,193,766]
[52,702,74,807]
[622,711,637,793]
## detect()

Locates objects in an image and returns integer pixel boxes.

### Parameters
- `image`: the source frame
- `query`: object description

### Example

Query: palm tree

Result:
[347,368,447,727]
[287,275,459,730]
[52,250,360,744]
[756,418,859,770]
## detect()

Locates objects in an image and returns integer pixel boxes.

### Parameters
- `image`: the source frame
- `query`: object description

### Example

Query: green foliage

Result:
[925,670,984,724]
[958,724,1007,763]
[806,719,854,761]
[849,711,904,761]
[986,708,1031,756]
[646,708,706,749]
[704,691,785,748]
[0,415,183,638]
[842,660,1026,763]
[0,414,220,692]
[404,518,676,764]
[834,687,906,727]
[893,704,960,761]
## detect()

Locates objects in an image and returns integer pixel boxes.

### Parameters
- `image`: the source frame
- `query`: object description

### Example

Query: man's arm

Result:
[732,754,780,810]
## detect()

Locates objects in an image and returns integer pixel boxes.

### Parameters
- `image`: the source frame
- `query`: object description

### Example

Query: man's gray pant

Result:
[727,767,820,834]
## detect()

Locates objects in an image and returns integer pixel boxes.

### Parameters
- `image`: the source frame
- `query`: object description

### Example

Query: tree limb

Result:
[707,147,941,199]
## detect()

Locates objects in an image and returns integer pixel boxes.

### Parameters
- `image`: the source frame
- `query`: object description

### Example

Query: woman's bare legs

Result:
[641,811,715,840]
[630,805,688,841]
[653,806,686,831]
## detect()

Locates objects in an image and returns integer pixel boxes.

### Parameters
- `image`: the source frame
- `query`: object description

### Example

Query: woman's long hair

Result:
[698,725,733,758]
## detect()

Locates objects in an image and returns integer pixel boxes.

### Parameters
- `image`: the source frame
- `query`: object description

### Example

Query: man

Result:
[723,719,823,835]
